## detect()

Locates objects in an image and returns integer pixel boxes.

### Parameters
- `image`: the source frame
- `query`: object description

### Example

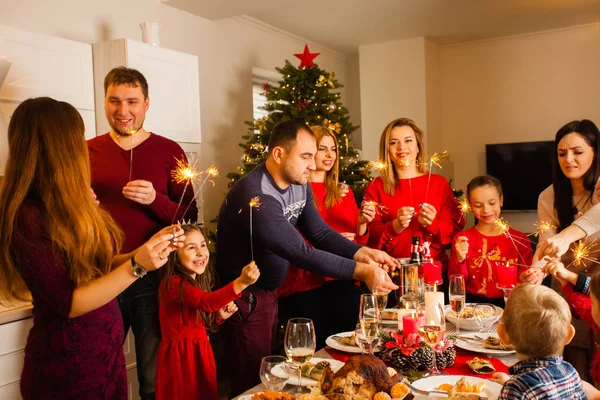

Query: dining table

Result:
[234,320,517,399]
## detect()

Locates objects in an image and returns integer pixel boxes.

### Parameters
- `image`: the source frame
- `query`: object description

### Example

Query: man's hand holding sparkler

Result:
[455,236,469,262]
[418,202,437,228]
[353,246,400,273]
[393,206,415,233]
[354,262,398,294]
[123,180,156,205]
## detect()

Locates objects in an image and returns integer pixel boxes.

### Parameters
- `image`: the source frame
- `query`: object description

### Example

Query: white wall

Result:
[440,23,600,230]
[0,0,357,231]
[359,37,427,161]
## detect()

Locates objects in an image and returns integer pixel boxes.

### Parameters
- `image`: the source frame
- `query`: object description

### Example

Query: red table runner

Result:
[324,347,509,379]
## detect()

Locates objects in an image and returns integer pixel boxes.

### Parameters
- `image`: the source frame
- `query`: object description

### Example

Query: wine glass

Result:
[284,318,316,395]
[418,302,446,376]
[474,303,498,333]
[449,274,466,335]
[359,294,380,355]
[259,356,289,391]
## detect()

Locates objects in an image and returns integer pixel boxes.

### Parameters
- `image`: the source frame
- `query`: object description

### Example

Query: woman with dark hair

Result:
[528,119,600,382]
[0,97,184,399]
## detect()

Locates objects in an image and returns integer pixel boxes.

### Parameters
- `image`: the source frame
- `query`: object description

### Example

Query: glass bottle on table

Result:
[449,274,466,334]
[417,302,447,376]
[284,318,316,395]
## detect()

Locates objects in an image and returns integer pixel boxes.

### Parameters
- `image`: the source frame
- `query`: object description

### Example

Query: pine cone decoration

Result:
[409,346,435,370]
[436,346,456,369]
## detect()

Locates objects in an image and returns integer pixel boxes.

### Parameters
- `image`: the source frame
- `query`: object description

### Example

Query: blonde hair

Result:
[503,284,572,358]
[0,97,123,305]
[378,118,428,195]
[310,125,342,209]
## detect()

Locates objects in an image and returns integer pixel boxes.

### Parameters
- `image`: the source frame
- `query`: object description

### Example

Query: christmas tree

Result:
[226,45,373,201]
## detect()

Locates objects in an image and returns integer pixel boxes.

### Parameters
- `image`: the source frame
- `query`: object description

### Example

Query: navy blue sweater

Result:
[216,163,360,290]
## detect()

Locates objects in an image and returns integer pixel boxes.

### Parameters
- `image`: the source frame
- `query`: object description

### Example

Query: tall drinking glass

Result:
[417,302,447,376]
[284,318,316,395]
[359,294,380,355]
[449,274,466,334]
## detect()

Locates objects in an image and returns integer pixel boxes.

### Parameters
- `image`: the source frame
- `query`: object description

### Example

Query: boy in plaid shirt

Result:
[490,283,587,399]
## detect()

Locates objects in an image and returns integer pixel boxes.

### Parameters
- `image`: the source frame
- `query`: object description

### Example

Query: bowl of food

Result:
[444,303,502,331]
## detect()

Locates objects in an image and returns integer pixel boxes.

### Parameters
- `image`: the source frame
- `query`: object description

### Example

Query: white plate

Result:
[412,375,502,399]
[454,332,515,356]
[445,304,502,331]
[272,357,344,386]
[325,331,381,353]
[380,308,401,325]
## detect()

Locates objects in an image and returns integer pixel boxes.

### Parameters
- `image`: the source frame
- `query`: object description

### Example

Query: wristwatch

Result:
[131,256,147,278]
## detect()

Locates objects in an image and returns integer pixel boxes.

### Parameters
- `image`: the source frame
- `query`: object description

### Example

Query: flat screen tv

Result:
[485,141,554,211]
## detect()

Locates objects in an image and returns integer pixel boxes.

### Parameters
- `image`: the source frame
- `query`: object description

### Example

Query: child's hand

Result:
[520,267,545,285]
[489,372,510,385]
[455,236,469,262]
[232,261,261,295]
[216,301,239,322]
[543,257,577,286]
[358,202,376,225]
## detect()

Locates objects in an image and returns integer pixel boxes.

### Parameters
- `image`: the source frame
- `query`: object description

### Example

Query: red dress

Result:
[448,227,533,299]
[363,174,464,268]
[156,276,240,400]
[276,182,367,297]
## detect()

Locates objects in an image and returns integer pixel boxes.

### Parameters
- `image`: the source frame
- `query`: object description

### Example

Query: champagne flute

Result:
[418,302,446,376]
[259,356,289,391]
[284,318,316,395]
[359,294,380,355]
[449,274,466,335]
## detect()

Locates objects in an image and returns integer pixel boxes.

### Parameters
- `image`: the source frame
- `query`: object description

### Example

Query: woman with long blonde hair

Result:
[277,125,376,348]
[362,118,463,293]
[0,97,183,400]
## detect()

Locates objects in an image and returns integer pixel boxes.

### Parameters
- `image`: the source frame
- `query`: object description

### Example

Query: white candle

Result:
[424,291,444,323]
[397,308,416,330]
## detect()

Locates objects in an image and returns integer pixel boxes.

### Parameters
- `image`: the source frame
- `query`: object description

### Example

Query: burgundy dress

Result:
[13,201,127,399]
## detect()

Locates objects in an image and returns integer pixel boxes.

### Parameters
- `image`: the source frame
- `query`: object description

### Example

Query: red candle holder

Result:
[423,261,443,285]
[496,261,517,289]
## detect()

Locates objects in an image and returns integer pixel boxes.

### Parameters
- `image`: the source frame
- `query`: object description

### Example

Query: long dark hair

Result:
[552,120,600,231]
[160,224,218,332]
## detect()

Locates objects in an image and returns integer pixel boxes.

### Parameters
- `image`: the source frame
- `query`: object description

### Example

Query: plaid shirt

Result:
[499,356,588,400]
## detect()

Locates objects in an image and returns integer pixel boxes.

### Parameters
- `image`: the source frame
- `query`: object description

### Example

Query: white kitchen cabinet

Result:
[92,39,201,143]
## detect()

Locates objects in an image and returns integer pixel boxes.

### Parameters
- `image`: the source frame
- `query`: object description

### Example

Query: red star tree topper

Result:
[294,44,320,68]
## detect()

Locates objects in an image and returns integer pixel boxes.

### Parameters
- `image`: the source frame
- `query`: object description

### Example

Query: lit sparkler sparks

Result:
[494,217,510,236]
[180,165,220,219]
[366,160,387,172]
[429,151,449,169]
[457,196,471,221]
[528,221,558,237]
[171,157,201,224]
[568,240,600,269]
[249,196,262,261]
[363,200,388,216]
[493,217,531,265]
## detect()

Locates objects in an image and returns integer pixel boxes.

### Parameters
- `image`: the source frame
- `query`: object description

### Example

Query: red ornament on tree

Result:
[262,82,271,94]
[296,100,311,111]
[294,44,320,68]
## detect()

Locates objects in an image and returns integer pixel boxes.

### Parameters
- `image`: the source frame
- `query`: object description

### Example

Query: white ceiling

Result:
[164,0,600,54]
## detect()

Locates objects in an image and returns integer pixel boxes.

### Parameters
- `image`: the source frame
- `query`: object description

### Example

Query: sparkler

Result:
[126,128,138,182]
[366,160,387,172]
[249,196,261,261]
[170,157,201,224]
[180,165,220,219]
[363,200,388,216]
[424,151,449,202]
[567,240,600,269]
[493,217,530,265]
[527,221,558,237]
[457,196,471,222]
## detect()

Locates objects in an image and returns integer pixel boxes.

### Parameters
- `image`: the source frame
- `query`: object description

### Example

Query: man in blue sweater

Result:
[217,119,399,396]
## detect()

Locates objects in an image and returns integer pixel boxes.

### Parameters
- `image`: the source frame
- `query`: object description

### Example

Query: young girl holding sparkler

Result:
[449,176,533,307]
[277,125,375,348]
[155,224,260,400]
[362,118,464,282]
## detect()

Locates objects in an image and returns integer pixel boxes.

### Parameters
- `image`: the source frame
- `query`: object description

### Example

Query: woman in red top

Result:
[449,176,533,307]
[156,224,259,400]
[277,126,375,348]
[362,118,464,287]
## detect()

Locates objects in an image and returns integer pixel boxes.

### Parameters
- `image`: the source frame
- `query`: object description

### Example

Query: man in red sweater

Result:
[88,67,197,400]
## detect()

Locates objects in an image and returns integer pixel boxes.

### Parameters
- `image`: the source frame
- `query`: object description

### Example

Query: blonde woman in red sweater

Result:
[277,126,375,348]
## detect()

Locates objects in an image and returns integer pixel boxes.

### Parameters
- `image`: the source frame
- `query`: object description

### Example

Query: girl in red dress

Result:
[156,225,260,400]
[449,176,533,307]
[277,126,375,349]
[362,118,464,292]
